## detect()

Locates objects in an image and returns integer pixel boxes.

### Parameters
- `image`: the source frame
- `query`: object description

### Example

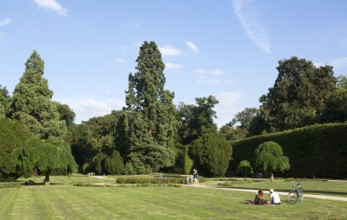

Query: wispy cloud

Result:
[232,0,271,54]
[197,79,223,84]
[159,45,181,56]
[0,18,11,26]
[116,58,125,63]
[329,57,347,69]
[210,69,224,76]
[121,45,128,53]
[33,0,68,16]
[165,63,182,70]
[214,91,242,128]
[186,41,199,53]
[195,68,232,85]
[195,68,224,77]
[60,97,125,123]
[313,56,347,69]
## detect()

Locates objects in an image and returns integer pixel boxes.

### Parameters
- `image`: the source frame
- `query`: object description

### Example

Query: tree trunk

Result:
[44,172,50,185]
[270,172,274,182]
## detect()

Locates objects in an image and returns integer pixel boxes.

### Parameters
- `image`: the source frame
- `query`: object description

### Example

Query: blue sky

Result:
[1,0,347,127]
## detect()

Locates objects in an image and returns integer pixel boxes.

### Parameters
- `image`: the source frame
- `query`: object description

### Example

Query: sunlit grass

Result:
[212,178,347,197]
[0,175,345,219]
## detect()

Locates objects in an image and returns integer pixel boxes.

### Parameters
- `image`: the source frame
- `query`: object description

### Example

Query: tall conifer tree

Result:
[0,85,10,118]
[124,41,177,174]
[9,50,66,139]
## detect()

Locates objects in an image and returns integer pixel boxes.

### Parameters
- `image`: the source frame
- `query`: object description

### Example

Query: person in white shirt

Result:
[269,189,281,205]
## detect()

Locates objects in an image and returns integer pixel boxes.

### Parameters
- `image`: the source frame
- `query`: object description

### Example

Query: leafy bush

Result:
[0,118,31,181]
[236,160,253,180]
[189,133,232,177]
[105,150,124,175]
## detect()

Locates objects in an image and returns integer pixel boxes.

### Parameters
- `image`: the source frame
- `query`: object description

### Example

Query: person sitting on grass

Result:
[245,189,267,205]
[253,189,267,205]
[269,189,281,205]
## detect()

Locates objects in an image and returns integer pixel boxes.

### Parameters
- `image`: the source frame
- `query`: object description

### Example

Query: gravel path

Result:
[90,175,347,202]
[186,184,347,202]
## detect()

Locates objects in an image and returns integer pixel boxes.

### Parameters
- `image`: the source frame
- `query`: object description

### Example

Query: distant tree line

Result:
[220,57,347,140]
[1,42,346,181]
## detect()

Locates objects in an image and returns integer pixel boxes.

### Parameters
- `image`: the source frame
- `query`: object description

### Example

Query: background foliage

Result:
[229,122,347,178]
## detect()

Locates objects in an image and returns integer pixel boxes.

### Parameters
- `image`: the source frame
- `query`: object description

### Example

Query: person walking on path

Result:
[193,169,199,184]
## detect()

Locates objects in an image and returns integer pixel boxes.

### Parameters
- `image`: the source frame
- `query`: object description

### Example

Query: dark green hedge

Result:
[229,123,347,179]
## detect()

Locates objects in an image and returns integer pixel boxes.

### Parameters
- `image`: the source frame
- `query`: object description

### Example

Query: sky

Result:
[1,0,347,127]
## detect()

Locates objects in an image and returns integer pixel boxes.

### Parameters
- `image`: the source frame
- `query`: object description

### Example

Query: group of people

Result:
[188,169,281,206]
[246,189,281,205]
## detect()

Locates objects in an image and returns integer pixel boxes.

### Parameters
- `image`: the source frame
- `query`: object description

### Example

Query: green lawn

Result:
[0,175,346,219]
[211,178,347,197]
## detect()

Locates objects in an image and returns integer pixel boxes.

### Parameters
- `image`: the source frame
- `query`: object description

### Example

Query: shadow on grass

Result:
[22,182,64,186]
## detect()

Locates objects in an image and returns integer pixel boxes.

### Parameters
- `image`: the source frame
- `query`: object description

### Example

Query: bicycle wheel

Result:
[287,191,298,204]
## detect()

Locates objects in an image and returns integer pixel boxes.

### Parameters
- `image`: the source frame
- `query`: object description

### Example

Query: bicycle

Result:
[287,181,304,204]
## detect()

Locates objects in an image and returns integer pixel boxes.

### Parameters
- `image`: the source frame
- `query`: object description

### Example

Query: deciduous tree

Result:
[13,137,77,185]
[237,160,253,181]
[177,96,218,145]
[55,102,76,127]
[320,74,347,123]
[255,141,290,181]
[260,57,337,131]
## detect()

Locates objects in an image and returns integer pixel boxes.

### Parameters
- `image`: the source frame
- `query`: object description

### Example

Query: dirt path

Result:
[186,184,347,202]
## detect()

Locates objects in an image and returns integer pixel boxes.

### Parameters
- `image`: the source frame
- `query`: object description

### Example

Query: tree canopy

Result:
[255,141,290,181]
[260,57,337,132]
[0,118,31,180]
[237,160,253,180]
[220,107,260,140]
[177,96,218,145]
[55,102,76,127]
[189,133,231,177]
[2,46,345,179]
[124,41,177,174]
[13,137,77,185]
[9,50,67,139]
[320,74,347,123]
[0,85,10,118]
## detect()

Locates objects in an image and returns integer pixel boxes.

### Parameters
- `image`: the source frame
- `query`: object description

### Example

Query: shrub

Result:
[189,133,232,177]
[236,160,253,180]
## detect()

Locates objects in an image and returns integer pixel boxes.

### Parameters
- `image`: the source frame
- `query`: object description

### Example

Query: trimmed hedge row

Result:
[229,122,347,179]
[115,176,205,184]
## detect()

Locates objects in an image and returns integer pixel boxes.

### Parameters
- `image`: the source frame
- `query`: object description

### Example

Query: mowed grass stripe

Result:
[1,183,347,219]
[0,188,21,218]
